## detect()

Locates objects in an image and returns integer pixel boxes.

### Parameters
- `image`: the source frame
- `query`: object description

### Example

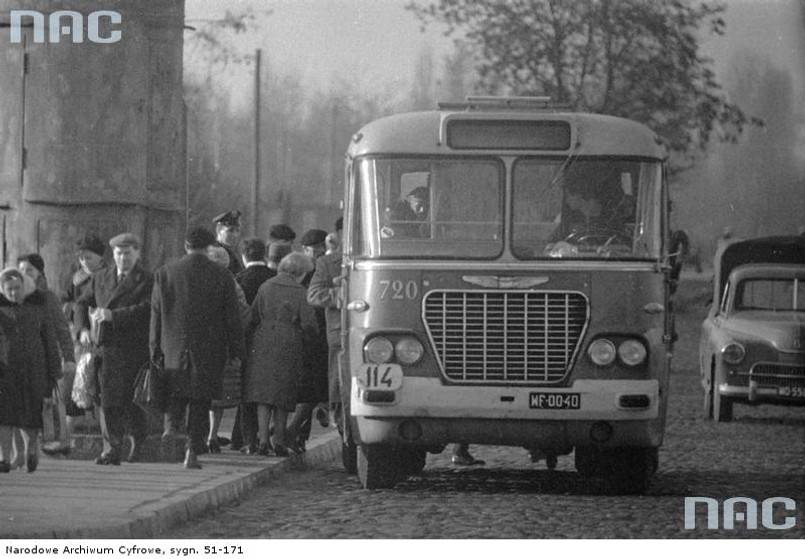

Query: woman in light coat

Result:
[244,252,317,456]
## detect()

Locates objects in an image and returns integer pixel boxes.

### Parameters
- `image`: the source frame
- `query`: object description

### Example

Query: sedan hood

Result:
[725,312,805,352]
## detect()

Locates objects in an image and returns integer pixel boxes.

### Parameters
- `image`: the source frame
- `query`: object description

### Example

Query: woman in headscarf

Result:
[18,254,76,456]
[0,268,61,473]
[244,252,317,457]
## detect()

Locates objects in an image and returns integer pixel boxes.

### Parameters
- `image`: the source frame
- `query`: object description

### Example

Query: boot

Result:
[183,448,201,469]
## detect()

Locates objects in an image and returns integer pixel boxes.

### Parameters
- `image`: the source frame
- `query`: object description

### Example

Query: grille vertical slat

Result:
[423,290,588,385]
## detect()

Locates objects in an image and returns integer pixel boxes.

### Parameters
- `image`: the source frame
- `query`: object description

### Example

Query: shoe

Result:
[95,454,121,466]
[26,454,39,473]
[183,449,201,469]
[207,438,221,454]
[41,443,72,457]
[314,405,330,428]
[256,443,271,456]
[0,461,10,473]
[451,453,485,466]
[272,444,289,458]
[217,436,231,447]
[239,443,258,455]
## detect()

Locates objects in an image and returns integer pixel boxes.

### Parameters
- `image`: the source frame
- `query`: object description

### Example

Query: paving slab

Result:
[0,429,341,539]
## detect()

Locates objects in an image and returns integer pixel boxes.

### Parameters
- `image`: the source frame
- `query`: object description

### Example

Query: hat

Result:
[268,224,296,242]
[18,253,45,275]
[267,242,293,264]
[212,210,242,228]
[185,227,216,250]
[109,232,142,249]
[407,186,429,199]
[300,229,327,247]
[76,234,106,257]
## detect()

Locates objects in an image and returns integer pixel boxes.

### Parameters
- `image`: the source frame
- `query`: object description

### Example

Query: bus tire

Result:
[400,448,427,475]
[357,444,404,489]
[575,446,658,494]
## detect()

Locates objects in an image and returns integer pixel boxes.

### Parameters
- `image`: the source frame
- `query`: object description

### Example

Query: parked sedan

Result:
[699,236,805,422]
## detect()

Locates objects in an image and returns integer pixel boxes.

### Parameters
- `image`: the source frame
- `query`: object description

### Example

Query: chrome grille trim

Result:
[750,363,805,387]
[422,290,589,385]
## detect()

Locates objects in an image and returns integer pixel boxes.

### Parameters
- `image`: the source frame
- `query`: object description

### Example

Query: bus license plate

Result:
[529,392,581,410]
[356,364,403,391]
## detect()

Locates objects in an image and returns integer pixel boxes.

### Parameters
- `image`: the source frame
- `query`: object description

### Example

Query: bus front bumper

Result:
[351,377,663,448]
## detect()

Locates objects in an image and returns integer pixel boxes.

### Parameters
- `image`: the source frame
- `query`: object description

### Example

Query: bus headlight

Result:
[365,338,394,364]
[617,339,647,367]
[588,339,616,366]
[721,343,745,365]
[395,337,424,365]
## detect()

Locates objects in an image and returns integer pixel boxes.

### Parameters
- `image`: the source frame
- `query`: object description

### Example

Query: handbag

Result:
[132,359,167,414]
[72,346,99,409]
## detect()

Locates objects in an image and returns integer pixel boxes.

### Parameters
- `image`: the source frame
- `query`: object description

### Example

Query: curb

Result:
[8,432,342,539]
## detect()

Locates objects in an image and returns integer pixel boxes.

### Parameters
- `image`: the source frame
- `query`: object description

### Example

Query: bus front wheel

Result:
[357,444,405,489]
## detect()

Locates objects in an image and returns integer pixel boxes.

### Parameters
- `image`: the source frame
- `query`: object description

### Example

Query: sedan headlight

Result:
[618,339,647,367]
[365,338,394,364]
[588,339,617,366]
[721,343,745,365]
[395,337,424,365]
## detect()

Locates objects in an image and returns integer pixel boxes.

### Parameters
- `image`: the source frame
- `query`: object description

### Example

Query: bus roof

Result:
[347,109,665,159]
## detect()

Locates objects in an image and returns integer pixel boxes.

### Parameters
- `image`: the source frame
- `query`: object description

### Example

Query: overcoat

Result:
[76,262,153,407]
[0,278,61,428]
[235,264,275,305]
[150,253,245,401]
[245,273,318,411]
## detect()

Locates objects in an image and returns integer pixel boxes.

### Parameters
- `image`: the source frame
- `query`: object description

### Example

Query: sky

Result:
[185,0,805,101]
[185,0,452,98]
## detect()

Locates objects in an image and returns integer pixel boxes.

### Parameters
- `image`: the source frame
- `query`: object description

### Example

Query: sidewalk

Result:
[0,427,341,539]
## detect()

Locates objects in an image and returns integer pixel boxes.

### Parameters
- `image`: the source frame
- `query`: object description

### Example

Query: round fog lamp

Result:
[721,343,745,365]
[395,337,424,365]
[618,339,647,366]
[588,339,616,366]
[365,338,394,364]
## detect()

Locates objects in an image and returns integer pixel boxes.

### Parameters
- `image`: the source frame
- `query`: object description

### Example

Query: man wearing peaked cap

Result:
[109,232,142,250]
[213,211,244,275]
[75,232,153,466]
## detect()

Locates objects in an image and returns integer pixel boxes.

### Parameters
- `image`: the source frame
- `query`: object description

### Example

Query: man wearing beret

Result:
[76,232,153,465]
[213,210,245,276]
[150,227,245,469]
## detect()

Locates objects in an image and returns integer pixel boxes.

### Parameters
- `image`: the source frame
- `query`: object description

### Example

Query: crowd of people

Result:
[0,209,344,471]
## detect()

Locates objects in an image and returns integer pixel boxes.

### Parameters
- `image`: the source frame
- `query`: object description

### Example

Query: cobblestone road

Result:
[171,278,804,538]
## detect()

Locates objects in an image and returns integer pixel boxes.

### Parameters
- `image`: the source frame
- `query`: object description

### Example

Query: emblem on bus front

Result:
[462,275,550,289]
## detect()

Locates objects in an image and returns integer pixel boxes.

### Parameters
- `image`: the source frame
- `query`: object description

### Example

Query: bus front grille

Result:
[423,290,588,384]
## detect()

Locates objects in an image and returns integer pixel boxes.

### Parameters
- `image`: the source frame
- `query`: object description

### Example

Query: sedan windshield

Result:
[736,278,804,311]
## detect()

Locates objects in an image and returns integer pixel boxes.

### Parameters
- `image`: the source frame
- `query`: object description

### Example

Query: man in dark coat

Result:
[213,210,245,276]
[288,229,330,451]
[150,227,245,469]
[230,237,274,453]
[307,219,344,426]
[76,233,153,465]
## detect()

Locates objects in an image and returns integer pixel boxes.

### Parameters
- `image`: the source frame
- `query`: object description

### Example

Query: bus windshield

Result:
[513,157,662,260]
[352,156,662,260]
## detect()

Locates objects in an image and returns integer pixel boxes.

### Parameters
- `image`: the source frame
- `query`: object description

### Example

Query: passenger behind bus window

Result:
[381,186,431,239]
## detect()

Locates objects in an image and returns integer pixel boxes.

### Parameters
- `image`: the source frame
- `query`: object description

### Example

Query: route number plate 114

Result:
[356,364,403,391]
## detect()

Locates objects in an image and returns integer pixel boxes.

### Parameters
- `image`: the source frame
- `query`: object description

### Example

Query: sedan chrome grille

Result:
[750,363,805,388]
[423,290,588,384]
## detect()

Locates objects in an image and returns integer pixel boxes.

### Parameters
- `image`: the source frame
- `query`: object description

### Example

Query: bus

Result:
[338,97,673,492]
